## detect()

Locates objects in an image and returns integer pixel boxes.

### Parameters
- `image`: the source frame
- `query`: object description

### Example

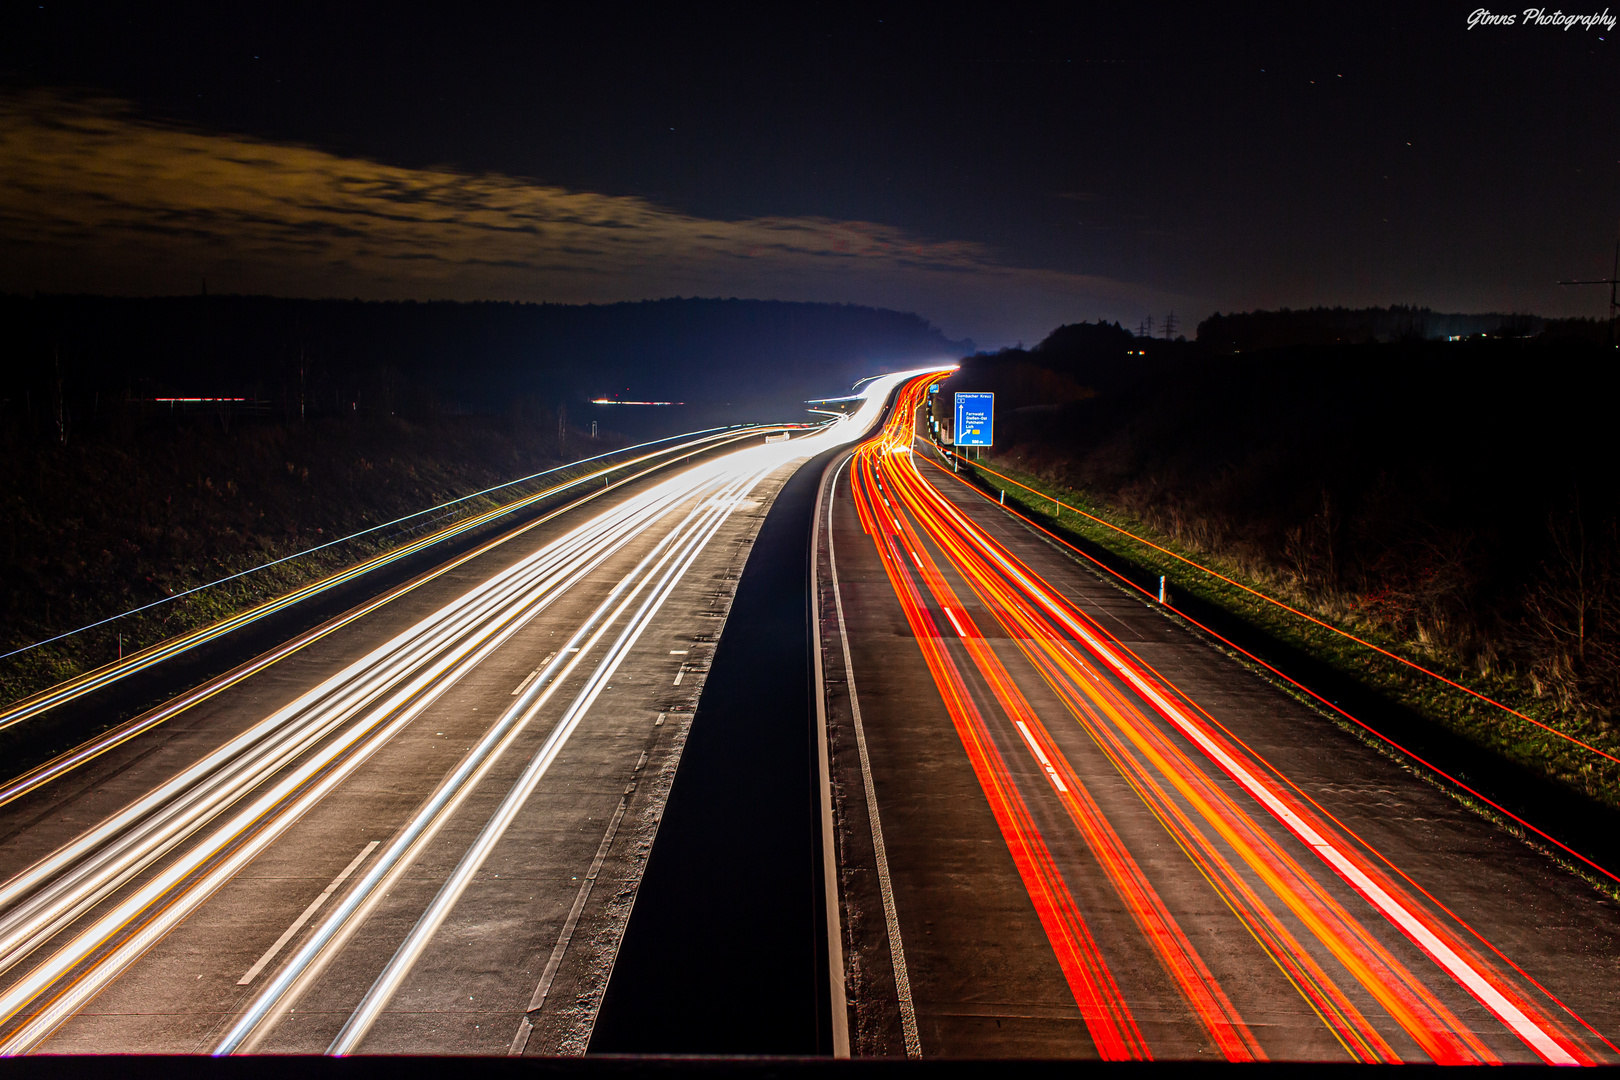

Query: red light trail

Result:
[844,375,1609,1063]
[951,453,1620,773]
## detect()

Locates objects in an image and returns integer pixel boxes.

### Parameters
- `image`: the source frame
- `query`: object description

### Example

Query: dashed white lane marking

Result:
[829,457,922,1058]
[509,779,637,1055]
[1013,720,1068,793]
[943,607,967,637]
[237,841,380,986]
[672,666,685,686]
[511,655,555,696]
[948,480,1581,1066]
[669,650,687,655]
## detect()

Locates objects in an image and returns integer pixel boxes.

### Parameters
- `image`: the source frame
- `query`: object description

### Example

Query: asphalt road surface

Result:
[12,366,1618,1063]
[0,427,839,1055]
[815,376,1620,1062]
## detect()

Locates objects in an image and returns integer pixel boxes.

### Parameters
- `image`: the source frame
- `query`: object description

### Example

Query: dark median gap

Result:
[945,452,1620,887]
[589,444,845,1056]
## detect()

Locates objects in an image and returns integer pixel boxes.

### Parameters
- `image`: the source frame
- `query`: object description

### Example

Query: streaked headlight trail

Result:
[0,426,778,809]
[0,369,931,1055]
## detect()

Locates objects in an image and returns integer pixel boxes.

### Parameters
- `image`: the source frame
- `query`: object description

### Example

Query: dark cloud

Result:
[0,93,1173,343]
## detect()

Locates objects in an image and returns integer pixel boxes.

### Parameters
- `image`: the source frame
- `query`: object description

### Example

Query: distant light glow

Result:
[590,399,682,406]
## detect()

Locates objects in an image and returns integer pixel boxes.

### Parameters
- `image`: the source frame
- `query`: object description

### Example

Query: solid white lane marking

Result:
[0,467,711,1018]
[828,457,922,1058]
[0,515,629,980]
[508,1016,534,1056]
[812,456,851,1059]
[1121,662,1576,1064]
[0,374,913,1057]
[513,780,635,1048]
[214,473,746,1055]
[237,841,378,986]
[327,456,786,1055]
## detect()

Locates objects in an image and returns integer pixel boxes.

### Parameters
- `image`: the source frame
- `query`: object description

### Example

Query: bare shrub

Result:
[1522,510,1620,718]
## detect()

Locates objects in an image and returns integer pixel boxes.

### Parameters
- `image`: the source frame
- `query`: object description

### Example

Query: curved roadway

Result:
[0,375,913,1056]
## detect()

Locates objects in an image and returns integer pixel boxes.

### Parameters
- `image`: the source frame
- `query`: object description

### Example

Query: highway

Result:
[0,373,914,1055]
[9,365,1619,1063]
[815,374,1620,1061]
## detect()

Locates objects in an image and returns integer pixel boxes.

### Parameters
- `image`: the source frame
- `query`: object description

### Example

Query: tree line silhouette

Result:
[943,315,1620,729]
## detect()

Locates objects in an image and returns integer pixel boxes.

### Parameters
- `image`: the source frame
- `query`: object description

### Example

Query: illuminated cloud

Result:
[0,92,1173,344]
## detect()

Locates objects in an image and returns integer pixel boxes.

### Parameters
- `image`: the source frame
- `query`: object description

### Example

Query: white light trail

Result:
[0,427,754,718]
[327,463,772,1054]
[218,462,766,1053]
[244,369,943,1054]
[0,370,933,1054]
[0,475,702,982]
[0,455,753,1052]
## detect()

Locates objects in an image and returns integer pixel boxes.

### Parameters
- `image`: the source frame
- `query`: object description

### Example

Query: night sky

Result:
[1,3,1615,345]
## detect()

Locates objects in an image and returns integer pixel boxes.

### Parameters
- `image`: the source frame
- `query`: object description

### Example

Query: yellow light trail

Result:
[848,375,1606,1064]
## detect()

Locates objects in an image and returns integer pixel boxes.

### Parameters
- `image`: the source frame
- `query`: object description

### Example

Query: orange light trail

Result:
[843,375,1608,1064]
[861,452,1261,1060]
[926,450,1620,893]
[882,438,1471,1062]
[851,447,1148,1060]
[948,451,1620,773]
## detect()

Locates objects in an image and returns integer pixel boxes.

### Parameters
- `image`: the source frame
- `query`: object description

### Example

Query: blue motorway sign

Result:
[954,391,994,447]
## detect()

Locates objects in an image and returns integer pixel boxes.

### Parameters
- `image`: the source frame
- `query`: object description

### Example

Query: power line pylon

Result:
[1162,311,1177,340]
[1558,228,1620,348]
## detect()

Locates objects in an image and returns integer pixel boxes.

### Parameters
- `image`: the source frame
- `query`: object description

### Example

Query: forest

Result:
[940,314,1620,736]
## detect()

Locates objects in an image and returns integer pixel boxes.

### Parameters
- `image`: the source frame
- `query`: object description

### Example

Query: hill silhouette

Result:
[1,294,970,438]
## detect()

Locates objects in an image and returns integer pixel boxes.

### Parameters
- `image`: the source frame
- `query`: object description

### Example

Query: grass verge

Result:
[949,449,1620,815]
[0,445,637,711]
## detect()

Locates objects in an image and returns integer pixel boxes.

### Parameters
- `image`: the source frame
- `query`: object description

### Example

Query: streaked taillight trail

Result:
[845,374,1608,1064]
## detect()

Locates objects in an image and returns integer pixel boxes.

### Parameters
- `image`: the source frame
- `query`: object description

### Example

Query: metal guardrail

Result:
[0,425,781,734]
